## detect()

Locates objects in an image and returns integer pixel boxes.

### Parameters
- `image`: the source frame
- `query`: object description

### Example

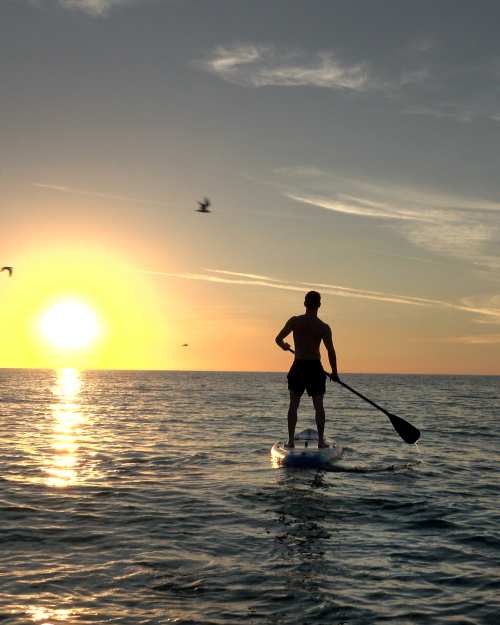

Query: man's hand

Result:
[281,342,292,352]
[328,372,340,383]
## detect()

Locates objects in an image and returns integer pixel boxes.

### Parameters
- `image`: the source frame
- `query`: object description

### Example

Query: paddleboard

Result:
[271,428,344,468]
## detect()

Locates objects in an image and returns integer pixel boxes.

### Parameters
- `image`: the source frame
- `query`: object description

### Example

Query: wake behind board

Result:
[271,428,344,468]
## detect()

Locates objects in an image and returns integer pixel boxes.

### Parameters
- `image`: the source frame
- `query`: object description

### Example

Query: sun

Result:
[39,299,102,350]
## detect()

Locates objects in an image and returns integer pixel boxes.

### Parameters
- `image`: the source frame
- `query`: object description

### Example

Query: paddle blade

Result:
[388,413,420,444]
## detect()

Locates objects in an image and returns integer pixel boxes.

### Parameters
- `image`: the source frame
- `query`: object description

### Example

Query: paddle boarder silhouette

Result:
[275,291,339,449]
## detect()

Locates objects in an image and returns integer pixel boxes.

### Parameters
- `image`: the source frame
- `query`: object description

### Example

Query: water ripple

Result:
[0,369,498,624]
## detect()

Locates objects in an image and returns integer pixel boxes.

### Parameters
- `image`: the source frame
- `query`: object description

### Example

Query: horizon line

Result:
[0,366,498,377]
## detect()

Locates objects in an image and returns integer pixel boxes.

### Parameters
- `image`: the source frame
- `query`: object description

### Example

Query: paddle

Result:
[335,380,420,444]
[286,347,420,444]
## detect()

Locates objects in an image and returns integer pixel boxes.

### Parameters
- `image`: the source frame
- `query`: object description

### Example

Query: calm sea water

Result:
[0,369,498,625]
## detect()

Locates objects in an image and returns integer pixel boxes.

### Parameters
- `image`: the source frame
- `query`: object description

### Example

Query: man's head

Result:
[304,290,321,310]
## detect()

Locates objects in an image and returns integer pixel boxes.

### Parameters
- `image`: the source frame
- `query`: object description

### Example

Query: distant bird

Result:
[1,266,13,277]
[181,343,189,347]
[196,198,211,213]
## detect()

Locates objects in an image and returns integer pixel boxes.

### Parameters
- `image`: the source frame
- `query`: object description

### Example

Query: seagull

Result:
[196,198,211,213]
[181,343,189,347]
[1,266,13,277]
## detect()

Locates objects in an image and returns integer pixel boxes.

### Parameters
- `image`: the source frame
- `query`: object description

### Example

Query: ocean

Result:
[0,369,498,625]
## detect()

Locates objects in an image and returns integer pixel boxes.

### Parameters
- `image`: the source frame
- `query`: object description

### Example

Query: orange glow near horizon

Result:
[1,237,499,374]
[0,242,171,370]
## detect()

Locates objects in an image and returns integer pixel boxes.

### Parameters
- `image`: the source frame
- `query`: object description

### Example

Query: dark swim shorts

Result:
[287,360,326,397]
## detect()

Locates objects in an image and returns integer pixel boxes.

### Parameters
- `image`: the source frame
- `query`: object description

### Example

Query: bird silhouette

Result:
[196,198,211,213]
[1,266,13,277]
[181,343,189,347]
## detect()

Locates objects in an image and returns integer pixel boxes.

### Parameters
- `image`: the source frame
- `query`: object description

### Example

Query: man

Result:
[275,290,339,449]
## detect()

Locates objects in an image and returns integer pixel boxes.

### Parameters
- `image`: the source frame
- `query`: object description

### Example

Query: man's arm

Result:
[275,317,295,351]
[323,324,339,381]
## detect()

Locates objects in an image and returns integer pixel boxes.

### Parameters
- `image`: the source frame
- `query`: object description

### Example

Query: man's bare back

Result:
[291,314,330,361]
[275,314,336,366]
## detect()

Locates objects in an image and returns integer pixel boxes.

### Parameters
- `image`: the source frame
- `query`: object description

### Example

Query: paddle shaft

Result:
[289,346,395,414]
[284,346,420,443]
[337,380,392,417]
[337,379,420,443]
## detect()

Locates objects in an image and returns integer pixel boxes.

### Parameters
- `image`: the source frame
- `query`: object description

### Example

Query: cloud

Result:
[141,267,500,322]
[60,0,108,14]
[200,40,500,124]
[201,46,369,90]
[274,166,327,178]
[275,167,500,272]
[142,269,307,294]
[463,295,500,323]
[31,0,134,16]
[442,334,500,344]
[33,182,146,203]
[208,45,262,73]
[59,0,129,15]
[279,167,500,213]
[205,268,281,283]
[398,68,431,86]
[403,104,474,124]
[286,193,431,222]
[403,220,494,258]
[462,294,500,309]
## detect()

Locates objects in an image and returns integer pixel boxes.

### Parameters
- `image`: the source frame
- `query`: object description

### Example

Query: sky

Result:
[1,0,500,373]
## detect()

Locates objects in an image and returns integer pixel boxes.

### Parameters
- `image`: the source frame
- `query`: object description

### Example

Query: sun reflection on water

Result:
[54,367,82,399]
[27,605,73,624]
[45,368,84,488]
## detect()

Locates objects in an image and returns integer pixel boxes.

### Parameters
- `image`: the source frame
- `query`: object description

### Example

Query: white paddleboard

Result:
[271,428,344,468]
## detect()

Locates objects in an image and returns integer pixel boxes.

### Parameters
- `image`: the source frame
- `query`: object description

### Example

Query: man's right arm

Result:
[323,324,339,381]
[275,317,295,351]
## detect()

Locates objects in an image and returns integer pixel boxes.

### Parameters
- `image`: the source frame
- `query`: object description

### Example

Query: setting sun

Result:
[38,299,102,350]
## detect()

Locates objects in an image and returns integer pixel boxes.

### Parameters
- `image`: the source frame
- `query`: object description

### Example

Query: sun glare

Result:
[39,299,101,350]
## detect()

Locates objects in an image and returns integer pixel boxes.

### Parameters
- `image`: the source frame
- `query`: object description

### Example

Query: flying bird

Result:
[181,343,189,347]
[1,266,13,277]
[196,198,211,213]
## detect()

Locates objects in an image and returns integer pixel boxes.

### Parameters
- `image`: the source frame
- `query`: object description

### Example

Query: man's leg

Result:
[287,392,301,447]
[312,394,328,448]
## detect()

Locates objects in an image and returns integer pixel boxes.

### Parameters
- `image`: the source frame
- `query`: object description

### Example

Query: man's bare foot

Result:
[318,439,330,449]
[285,441,295,449]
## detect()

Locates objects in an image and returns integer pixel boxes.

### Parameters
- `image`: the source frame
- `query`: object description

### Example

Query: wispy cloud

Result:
[141,267,500,322]
[205,268,281,283]
[278,167,500,213]
[200,41,500,124]
[286,193,432,222]
[58,0,131,15]
[200,46,369,90]
[274,166,327,178]
[403,104,474,124]
[398,68,431,86]
[462,295,500,323]
[200,43,434,96]
[442,334,500,344]
[462,294,500,309]
[141,269,307,294]
[29,0,135,16]
[33,182,146,203]
[275,167,500,272]
[403,220,495,258]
